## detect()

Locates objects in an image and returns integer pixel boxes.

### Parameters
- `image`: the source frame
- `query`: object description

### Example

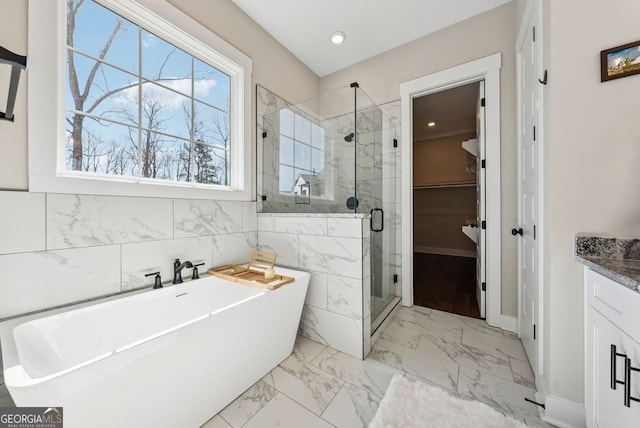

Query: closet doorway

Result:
[411,82,485,319]
[400,53,502,328]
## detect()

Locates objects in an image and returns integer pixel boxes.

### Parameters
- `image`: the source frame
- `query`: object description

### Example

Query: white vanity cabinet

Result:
[585,268,640,428]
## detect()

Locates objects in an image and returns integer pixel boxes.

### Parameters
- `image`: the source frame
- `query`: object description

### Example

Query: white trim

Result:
[534,376,586,428]
[400,53,502,329]
[500,315,517,333]
[542,395,586,428]
[28,0,253,201]
[414,128,477,142]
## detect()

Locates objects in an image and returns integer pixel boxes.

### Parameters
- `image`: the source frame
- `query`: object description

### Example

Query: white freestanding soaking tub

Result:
[0,266,309,428]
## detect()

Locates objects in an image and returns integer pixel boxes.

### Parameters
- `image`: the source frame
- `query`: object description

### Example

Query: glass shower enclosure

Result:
[258,83,400,332]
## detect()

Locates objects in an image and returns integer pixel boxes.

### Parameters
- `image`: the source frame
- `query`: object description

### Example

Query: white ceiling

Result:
[231,0,512,77]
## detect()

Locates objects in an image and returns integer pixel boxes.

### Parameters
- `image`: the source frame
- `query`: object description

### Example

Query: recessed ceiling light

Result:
[427,122,436,127]
[329,31,346,45]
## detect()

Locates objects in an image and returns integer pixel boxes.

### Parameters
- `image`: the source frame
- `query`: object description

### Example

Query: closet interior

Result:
[412,82,483,319]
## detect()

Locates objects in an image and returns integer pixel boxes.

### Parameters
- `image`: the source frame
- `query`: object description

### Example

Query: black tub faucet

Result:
[173,258,193,284]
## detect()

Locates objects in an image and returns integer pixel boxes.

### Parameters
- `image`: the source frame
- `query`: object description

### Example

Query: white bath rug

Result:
[369,375,529,428]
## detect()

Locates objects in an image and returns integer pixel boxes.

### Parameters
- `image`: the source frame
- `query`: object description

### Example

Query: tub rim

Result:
[1,276,275,387]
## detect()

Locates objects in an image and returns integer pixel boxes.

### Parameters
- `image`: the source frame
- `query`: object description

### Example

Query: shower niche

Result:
[256,85,401,358]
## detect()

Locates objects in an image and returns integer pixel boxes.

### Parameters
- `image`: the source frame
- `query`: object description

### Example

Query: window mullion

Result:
[137,27,143,178]
[190,56,195,183]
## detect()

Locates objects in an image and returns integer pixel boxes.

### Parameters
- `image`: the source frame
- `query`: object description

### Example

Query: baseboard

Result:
[500,315,517,333]
[535,378,586,428]
[413,246,476,258]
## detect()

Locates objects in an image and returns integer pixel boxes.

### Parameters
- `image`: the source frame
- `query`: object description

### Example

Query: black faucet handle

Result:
[192,262,205,280]
[145,271,163,289]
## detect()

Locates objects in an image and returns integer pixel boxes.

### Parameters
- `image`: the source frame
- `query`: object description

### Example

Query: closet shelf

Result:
[462,225,478,244]
[414,182,476,189]
[462,138,479,157]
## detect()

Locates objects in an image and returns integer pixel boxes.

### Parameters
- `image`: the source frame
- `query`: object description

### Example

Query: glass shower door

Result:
[370,113,398,331]
[353,87,399,332]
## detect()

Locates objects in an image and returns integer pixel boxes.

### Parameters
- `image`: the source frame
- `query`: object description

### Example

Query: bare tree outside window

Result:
[65,0,232,185]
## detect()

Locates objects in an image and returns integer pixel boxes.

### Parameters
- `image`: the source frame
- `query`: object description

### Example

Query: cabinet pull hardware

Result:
[611,344,628,390]
[624,357,640,407]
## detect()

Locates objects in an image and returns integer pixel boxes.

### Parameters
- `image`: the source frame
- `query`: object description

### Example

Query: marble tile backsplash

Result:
[0,245,121,318]
[0,191,258,319]
[0,192,45,254]
[47,194,173,249]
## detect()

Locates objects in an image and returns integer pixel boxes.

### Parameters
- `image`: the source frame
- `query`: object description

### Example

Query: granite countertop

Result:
[575,235,640,293]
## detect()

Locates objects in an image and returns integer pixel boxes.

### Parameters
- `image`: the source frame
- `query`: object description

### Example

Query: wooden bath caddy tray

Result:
[207,265,294,290]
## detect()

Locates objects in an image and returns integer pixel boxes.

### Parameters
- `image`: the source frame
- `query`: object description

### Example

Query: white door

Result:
[517,1,541,374]
[476,81,486,319]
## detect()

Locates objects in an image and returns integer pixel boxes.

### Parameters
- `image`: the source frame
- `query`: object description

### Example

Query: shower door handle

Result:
[370,208,384,232]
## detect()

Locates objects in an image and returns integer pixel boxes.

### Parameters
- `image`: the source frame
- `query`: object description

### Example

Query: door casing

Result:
[400,53,503,329]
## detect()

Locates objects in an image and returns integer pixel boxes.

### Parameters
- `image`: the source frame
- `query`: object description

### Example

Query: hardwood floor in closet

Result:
[413,253,481,319]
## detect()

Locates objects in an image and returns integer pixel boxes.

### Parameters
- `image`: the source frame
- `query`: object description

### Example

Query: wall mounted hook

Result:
[538,70,548,85]
[0,46,27,122]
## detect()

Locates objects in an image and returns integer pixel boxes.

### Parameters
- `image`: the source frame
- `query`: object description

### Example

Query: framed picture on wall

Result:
[600,40,640,82]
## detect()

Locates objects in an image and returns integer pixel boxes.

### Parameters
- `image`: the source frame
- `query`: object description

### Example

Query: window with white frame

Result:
[278,108,326,197]
[28,0,252,200]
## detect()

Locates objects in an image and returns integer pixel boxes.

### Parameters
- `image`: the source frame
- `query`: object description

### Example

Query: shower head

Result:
[344,132,355,142]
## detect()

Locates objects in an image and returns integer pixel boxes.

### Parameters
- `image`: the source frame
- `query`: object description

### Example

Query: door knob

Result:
[511,228,523,236]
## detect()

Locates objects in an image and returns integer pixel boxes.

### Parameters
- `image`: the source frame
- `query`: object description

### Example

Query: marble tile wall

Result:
[0,191,258,319]
[258,215,370,359]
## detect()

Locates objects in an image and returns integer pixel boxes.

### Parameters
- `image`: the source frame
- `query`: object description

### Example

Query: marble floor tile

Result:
[321,382,381,428]
[462,328,529,362]
[416,332,514,382]
[511,357,536,389]
[218,380,277,427]
[504,330,520,341]
[0,389,15,407]
[292,335,326,362]
[524,416,558,428]
[393,307,463,342]
[457,365,540,421]
[200,306,543,428]
[408,304,432,317]
[311,347,402,398]
[369,338,459,392]
[242,393,334,428]
[379,319,423,349]
[262,355,343,415]
[429,308,505,339]
[200,415,232,428]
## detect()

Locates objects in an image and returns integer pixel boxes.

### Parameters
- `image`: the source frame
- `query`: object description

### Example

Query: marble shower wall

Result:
[258,86,353,214]
[0,191,257,319]
[257,214,371,359]
[257,85,394,215]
